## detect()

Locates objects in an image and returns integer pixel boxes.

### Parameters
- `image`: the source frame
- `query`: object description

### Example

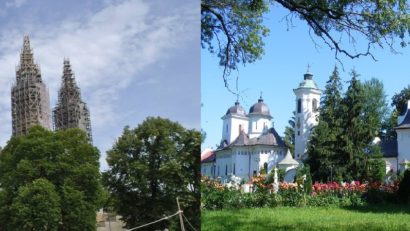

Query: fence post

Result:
[176,197,185,231]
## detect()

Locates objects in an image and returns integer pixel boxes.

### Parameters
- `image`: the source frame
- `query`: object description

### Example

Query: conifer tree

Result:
[306,66,343,181]
[339,70,371,181]
[283,112,295,155]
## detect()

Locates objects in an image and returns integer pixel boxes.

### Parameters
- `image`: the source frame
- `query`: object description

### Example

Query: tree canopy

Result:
[202,0,410,85]
[0,126,104,231]
[392,85,410,115]
[103,117,200,231]
[306,68,388,182]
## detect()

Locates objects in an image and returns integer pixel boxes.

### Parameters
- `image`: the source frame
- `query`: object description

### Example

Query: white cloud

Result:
[5,0,27,8]
[0,0,198,157]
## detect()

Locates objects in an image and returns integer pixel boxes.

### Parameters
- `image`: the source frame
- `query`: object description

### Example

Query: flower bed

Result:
[201,175,403,210]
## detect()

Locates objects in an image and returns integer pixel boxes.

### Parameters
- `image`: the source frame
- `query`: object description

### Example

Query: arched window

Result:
[226,124,228,134]
[233,163,236,175]
[225,164,228,176]
[312,99,318,112]
[297,99,302,113]
[263,162,268,174]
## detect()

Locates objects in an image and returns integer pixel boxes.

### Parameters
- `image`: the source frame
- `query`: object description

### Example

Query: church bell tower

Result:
[293,67,321,160]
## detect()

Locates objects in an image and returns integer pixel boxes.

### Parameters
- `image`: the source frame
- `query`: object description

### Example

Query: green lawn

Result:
[202,204,410,231]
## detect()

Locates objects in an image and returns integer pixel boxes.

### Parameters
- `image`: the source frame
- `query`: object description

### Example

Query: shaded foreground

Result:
[202,204,410,231]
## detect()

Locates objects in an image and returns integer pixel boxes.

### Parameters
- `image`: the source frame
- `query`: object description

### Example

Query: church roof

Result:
[379,139,398,158]
[229,130,250,146]
[278,149,299,165]
[295,71,320,91]
[395,108,410,129]
[225,101,246,117]
[201,149,215,163]
[249,96,272,118]
[220,128,285,149]
[249,128,285,146]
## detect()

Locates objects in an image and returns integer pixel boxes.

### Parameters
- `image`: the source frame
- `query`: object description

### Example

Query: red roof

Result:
[201,149,215,163]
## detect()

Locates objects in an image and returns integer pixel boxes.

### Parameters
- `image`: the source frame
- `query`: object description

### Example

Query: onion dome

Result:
[226,100,246,116]
[249,96,271,117]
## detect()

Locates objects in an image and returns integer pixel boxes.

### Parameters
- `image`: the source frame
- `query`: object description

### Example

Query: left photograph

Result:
[0,0,200,230]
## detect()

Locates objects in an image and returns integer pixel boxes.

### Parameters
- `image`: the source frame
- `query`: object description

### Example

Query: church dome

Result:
[226,101,246,116]
[297,71,319,90]
[249,96,271,117]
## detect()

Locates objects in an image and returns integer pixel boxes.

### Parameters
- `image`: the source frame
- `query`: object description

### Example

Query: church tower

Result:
[248,96,272,139]
[53,59,92,142]
[11,36,51,136]
[221,100,248,146]
[293,68,321,160]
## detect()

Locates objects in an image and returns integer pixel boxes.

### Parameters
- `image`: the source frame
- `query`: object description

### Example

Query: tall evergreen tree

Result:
[306,66,344,181]
[339,70,372,181]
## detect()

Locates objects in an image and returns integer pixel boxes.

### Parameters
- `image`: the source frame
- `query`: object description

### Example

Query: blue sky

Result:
[0,0,200,170]
[202,4,410,150]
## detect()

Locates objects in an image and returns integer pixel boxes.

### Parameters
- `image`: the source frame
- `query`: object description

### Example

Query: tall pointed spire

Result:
[12,36,51,136]
[53,59,92,142]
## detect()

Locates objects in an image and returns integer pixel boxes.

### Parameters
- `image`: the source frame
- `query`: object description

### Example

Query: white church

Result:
[201,70,410,182]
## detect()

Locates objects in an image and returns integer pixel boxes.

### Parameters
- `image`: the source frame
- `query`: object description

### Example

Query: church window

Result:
[297,99,302,113]
[263,162,268,174]
[253,170,257,176]
[225,165,228,176]
[312,99,318,112]
[233,163,236,175]
[239,124,242,133]
[255,121,258,130]
[298,131,300,136]
[226,124,228,134]
[217,166,220,176]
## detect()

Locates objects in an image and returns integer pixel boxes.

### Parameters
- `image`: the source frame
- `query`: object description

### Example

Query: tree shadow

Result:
[342,203,410,214]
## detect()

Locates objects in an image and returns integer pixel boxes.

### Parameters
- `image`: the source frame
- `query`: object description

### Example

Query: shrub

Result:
[397,169,410,203]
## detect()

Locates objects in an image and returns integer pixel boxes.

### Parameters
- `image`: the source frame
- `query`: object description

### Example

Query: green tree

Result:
[0,126,104,231]
[10,178,61,231]
[103,117,200,230]
[392,85,410,116]
[381,110,398,140]
[362,78,389,136]
[202,0,410,82]
[339,70,373,181]
[283,112,295,154]
[306,66,344,181]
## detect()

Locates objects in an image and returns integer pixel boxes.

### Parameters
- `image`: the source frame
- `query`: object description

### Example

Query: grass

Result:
[202,204,410,231]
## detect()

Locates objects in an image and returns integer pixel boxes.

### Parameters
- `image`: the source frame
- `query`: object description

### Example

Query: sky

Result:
[201,4,410,151]
[0,0,200,171]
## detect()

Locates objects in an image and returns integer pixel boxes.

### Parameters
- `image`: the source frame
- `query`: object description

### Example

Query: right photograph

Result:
[201,1,410,230]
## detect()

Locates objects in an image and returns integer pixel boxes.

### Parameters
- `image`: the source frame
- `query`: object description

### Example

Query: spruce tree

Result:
[339,70,371,181]
[306,66,343,182]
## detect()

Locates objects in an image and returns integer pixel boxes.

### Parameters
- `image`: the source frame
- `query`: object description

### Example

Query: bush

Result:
[397,169,410,203]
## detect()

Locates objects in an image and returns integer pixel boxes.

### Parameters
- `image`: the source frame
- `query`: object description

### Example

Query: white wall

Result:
[248,115,271,139]
[294,88,321,160]
[384,157,398,174]
[201,162,214,178]
[397,129,410,169]
[221,115,249,145]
